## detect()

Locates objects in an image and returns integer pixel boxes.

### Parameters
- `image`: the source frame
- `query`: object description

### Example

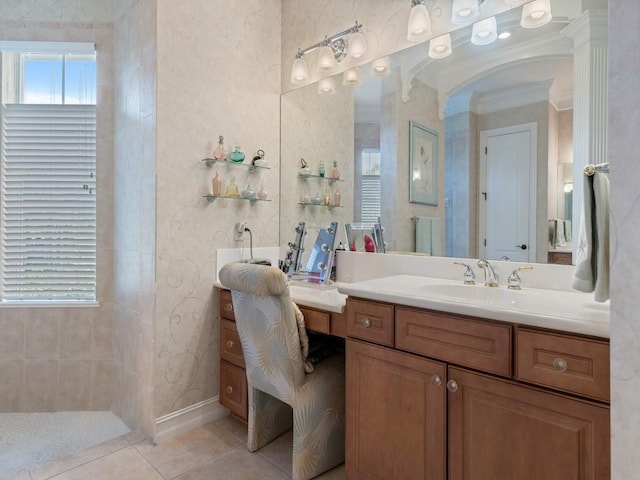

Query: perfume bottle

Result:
[229,143,245,163]
[319,162,325,177]
[225,177,240,198]
[333,189,341,206]
[257,183,268,200]
[212,135,228,161]
[212,171,222,196]
[323,188,331,206]
[330,161,340,180]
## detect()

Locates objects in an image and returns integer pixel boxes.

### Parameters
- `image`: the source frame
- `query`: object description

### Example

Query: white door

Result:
[479,123,537,262]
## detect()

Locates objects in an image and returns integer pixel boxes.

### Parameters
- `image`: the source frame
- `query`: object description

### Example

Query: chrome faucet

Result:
[477,259,499,287]
[453,261,476,285]
[507,265,534,290]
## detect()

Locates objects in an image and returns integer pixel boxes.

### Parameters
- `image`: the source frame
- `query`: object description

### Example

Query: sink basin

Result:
[421,283,516,302]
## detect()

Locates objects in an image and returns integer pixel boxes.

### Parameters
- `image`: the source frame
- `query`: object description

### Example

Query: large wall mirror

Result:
[280,3,600,265]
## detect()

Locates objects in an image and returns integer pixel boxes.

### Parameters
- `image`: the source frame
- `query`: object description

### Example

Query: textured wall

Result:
[0,5,115,413]
[154,0,281,418]
[112,0,156,435]
[609,3,640,478]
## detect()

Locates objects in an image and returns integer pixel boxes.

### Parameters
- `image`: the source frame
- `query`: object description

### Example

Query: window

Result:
[1,42,96,302]
[360,149,381,225]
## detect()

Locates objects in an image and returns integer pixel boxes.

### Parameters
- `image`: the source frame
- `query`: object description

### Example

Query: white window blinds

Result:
[1,104,96,301]
[360,175,381,225]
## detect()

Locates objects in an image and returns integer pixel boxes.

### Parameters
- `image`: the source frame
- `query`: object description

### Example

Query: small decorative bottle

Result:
[333,189,341,207]
[229,143,245,163]
[224,177,240,198]
[213,135,228,161]
[330,161,340,180]
[323,188,331,206]
[319,162,325,177]
[212,171,222,196]
[257,183,268,200]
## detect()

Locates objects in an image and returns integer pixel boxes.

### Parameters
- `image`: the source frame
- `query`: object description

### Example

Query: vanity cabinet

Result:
[345,297,610,480]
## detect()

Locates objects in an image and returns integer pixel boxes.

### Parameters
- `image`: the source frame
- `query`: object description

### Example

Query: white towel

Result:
[572,172,610,302]
[554,219,566,247]
[563,219,572,242]
[430,218,442,256]
[415,216,432,254]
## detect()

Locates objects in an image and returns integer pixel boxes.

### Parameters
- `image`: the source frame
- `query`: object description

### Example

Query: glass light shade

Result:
[370,56,391,77]
[428,33,452,59]
[316,45,337,74]
[318,77,336,95]
[343,67,362,87]
[290,57,309,84]
[521,0,552,28]
[407,4,432,42]
[348,31,368,60]
[451,0,480,25]
[471,16,498,45]
[504,0,528,5]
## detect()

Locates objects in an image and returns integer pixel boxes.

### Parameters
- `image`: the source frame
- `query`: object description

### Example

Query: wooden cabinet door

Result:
[346,339,446,480]
[448,367,610,480]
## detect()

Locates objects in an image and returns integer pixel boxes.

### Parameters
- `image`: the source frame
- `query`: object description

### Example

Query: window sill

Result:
[0,300,100,308]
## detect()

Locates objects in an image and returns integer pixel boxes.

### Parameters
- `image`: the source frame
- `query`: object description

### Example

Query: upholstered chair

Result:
[219,262,345,480]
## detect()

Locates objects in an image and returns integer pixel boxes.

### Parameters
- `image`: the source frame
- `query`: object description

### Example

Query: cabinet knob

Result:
[446,379,459,393]
[225,304,233,311]
[431,375,442,387]
[362,317,371,328]
[553,357,568,372]
[226,340,234,349]
[226,385,233,394]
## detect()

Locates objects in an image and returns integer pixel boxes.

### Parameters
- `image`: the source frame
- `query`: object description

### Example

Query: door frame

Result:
[478,122,537,261]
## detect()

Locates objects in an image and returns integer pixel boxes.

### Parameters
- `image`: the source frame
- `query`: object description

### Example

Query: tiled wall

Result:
[112,0,157,435]
[0,6,115,412]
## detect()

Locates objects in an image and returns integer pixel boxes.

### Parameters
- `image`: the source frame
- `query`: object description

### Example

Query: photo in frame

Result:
[409,121,438,206]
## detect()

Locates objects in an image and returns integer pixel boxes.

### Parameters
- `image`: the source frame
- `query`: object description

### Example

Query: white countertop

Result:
[338,274,610,338]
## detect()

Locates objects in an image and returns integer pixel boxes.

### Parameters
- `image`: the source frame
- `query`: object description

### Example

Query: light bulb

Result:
[290,57,309,84]
[407,3,432,42]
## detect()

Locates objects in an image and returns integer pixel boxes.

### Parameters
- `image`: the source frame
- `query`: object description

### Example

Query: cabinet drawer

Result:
[346,298,394,347]
[219,289,235,321]
[396,307,512,377]
[220,360,248,421]
[300,306,330,335]
[516,328,610,402]
[220,319,245,368]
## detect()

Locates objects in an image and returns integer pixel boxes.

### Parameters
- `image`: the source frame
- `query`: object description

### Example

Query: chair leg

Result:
[247,386,293,452]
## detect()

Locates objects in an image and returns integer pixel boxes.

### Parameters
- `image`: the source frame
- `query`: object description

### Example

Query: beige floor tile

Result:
[174,445,291,480]
[134,422,239,479]
[211,415,248,445]
[29,436,130,480]
[256,430,293,474]
[49,446,162,480]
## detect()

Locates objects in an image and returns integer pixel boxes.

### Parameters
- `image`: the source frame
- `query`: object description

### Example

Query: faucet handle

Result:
[508,265,534,290]
[453,261,476,285]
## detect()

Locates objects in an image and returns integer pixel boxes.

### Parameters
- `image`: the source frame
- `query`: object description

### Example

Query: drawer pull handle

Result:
[226,340,234,349]
[553,357,568,372]
[225,304,233,311]
[446,379,459,393]
[431,375,442,387]
[226,385,233,394]
[362,317,371,328]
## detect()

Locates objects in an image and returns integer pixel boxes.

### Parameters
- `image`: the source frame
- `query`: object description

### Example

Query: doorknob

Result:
[516,244,527,250]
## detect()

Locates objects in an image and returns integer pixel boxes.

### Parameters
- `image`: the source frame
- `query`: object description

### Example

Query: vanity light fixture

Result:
[343,67,362,87]
[471,16,498,45]
[407,0,432,42]
[370,56,391,77]
[520,0,552,28]
[451,0,480,25]
[318,76,336,95]
[428,33,452,59]
[291,53,309,84]
[289,21,366,85]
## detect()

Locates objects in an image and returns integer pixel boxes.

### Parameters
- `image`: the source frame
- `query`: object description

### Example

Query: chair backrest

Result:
[219,263,306,402]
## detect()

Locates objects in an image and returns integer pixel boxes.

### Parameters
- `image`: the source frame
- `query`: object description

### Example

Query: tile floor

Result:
[9,415,345,480]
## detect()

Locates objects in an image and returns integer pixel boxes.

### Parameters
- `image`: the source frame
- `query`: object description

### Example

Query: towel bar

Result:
[584,163,609,176]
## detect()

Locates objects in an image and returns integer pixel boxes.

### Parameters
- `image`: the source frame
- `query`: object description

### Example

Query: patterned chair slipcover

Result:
[219,262,345,480]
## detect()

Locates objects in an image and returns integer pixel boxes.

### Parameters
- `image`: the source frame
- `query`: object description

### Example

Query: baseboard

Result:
[154,396,229,443]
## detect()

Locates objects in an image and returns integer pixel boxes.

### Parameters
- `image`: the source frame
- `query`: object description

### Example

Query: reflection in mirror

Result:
[280,4,603,266]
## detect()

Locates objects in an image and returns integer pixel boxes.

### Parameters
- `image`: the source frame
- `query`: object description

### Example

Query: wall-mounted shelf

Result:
[204,194,271,204]
[298,173,342,184]
[202,158,270,172]
[298,202,342,210]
